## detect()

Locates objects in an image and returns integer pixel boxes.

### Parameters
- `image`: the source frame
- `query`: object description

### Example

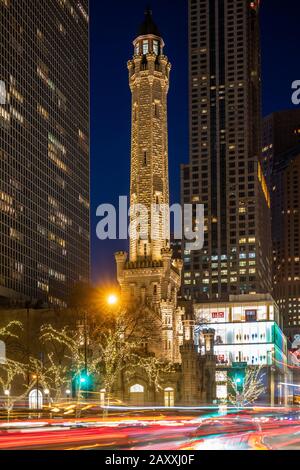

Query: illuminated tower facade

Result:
[115,10,183,363]
[128,11,171,263]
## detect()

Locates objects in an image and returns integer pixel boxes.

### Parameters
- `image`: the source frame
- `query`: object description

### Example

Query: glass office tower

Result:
[0,0,90,307]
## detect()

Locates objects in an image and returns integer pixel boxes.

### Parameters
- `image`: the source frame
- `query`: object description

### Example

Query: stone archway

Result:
[29,389,43,410]
[129,384,145,406]
[164,387,174,407]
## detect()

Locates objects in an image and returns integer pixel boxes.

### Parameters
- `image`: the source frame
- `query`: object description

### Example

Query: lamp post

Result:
[31,374,39,410]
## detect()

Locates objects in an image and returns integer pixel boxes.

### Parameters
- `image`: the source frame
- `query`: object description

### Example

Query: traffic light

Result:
[230,362,247,393]
[233,371,244,393]
[79,371,92,390]
[73,370,93,392]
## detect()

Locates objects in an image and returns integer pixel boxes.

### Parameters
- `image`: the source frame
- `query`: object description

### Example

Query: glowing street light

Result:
[107,294,118,306]
[4,390,9,397]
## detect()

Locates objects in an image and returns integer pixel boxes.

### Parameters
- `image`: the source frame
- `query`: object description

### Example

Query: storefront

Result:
[195,295,289,404]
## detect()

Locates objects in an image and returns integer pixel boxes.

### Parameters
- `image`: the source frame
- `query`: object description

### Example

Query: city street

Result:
[0,408,299,450]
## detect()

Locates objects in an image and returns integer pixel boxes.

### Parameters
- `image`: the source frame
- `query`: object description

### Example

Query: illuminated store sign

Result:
[195,303,273,324]
[212,312,224,319]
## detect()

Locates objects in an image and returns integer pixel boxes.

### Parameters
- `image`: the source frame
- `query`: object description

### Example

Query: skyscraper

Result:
[182,0,271,301]
[272,145,300,338]
[262,109,300,190]
[262,110,300,338]
[0,0,90,307]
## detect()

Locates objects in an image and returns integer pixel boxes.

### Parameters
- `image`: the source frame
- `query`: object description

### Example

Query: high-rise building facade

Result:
[262,110,300,338]
[182,0,271,301]
[272,145,300,338]
[262,109,300,190]
[0,0,90,307]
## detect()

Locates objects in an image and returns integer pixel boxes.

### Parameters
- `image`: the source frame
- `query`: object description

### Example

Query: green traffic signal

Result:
[77,371,92,389]
[234,373,244,391]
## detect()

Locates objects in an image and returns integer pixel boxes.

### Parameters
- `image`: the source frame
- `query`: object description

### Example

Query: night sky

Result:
[90,0,300,286]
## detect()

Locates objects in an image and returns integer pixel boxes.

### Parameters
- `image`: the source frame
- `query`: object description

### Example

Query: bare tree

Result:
[0,358,29,421]
[228,366,266,408]
[28,354,69,403]
[0,321,23,341]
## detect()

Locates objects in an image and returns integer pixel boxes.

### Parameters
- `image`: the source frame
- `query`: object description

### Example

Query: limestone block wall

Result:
[128,53,171,262]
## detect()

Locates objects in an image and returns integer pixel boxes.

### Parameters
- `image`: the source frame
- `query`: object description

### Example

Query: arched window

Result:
[130,384,144,393]
[142,40,149,55]
[29,389,43,410]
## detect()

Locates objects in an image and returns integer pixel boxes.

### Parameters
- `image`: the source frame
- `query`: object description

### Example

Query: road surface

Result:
[0,409,299,450]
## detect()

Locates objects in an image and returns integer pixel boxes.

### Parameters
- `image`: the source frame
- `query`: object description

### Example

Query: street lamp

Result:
[4,390,9,397]
[66,389,71,401]
[107,294,118,306]
[80,292,119,399]
[32,374,40,410]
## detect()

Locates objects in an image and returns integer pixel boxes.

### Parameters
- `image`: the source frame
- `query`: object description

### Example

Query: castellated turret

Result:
[114,9,183,363]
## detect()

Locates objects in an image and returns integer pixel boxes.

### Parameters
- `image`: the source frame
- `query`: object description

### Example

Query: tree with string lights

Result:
[227,365,265,408]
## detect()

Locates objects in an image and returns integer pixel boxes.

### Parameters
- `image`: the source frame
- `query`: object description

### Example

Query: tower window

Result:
[154,285,158,295]
[135,43,140,55]
[143,40,149,55]
[154,102,160,118]
[153,40,159,55]
[143,151,147,166]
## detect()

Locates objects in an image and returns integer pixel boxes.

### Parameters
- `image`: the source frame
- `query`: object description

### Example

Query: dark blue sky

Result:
[90,0,300,285]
